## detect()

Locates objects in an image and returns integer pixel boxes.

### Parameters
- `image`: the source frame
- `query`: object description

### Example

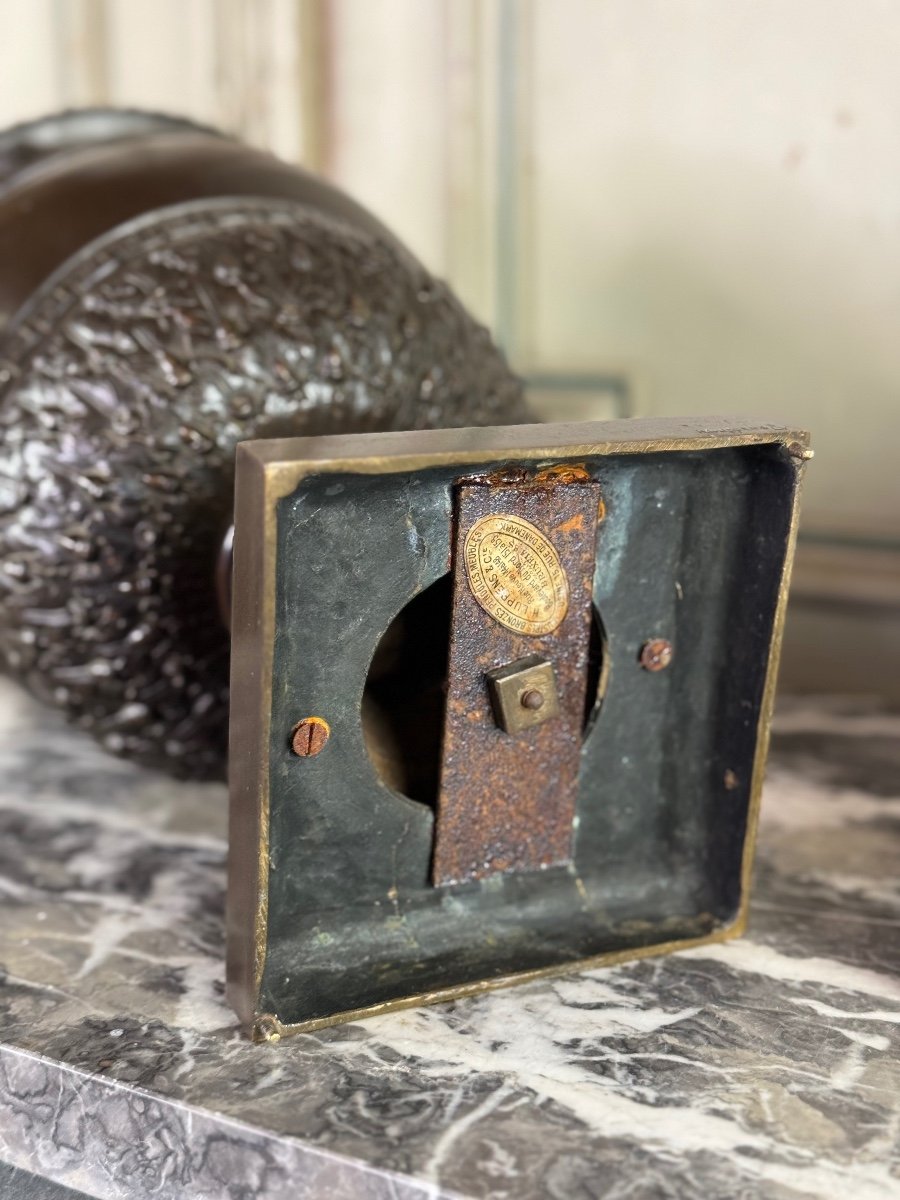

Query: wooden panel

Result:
[53,0,108,105]
[525,0,900,537]
[105,0,218,125]
[325,0,448,273]
[0,0,61,125]
[442,0,500,327]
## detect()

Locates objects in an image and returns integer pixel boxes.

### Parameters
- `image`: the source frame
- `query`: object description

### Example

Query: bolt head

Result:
[639,639,673,672]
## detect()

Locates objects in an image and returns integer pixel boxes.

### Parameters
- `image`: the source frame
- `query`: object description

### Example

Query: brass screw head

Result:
[520,689,545,711]
[639,639,673,672]
[291,716,330,757]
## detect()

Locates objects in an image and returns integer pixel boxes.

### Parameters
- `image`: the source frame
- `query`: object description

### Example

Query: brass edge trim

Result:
[225,444,275,1025]
[735,446,810,927]
[253,458,281,996]
[258,427,811,508]
[246,415,809,468]
[255,919,745,1040]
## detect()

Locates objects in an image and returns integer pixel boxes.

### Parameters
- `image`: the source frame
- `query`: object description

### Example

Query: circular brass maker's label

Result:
[464,514,569,636]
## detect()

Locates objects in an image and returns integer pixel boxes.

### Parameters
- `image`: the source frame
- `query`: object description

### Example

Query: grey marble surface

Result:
[0,1160,91,1200]
[0,677,897,1199]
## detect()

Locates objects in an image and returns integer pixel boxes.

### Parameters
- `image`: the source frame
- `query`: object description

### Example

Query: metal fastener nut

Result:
[486,656,560,734]
[639,639,673,672]
[291,716,330,757]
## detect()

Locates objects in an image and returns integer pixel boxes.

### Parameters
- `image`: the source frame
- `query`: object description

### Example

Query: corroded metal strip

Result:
[432,466,601,885]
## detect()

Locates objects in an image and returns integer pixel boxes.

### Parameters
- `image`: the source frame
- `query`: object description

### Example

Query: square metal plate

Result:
[486,656,560,735]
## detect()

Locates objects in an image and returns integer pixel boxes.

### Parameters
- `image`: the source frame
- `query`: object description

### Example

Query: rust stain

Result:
[533,463,591,485]
[554,513,586,535]
[458,463,591,491]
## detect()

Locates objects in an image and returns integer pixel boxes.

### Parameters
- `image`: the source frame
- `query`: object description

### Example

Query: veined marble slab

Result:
[0,679,897,1199]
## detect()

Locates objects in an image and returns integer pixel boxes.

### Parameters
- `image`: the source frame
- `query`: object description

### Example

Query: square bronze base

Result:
[227,417,809,1040]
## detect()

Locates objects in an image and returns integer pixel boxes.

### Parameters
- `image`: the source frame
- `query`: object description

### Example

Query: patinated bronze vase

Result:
[0,108,528,779]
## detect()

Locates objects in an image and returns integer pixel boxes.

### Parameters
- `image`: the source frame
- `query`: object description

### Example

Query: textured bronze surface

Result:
[0,111,527,778]
[0,108,525,777]
[432,467,601,885]
[639,638,674,671]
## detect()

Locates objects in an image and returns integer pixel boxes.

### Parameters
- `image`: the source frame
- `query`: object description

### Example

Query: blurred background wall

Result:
[1,0,897,698]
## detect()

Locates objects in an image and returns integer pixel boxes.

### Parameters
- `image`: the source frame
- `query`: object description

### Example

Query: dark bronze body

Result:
[0,110,527,778]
